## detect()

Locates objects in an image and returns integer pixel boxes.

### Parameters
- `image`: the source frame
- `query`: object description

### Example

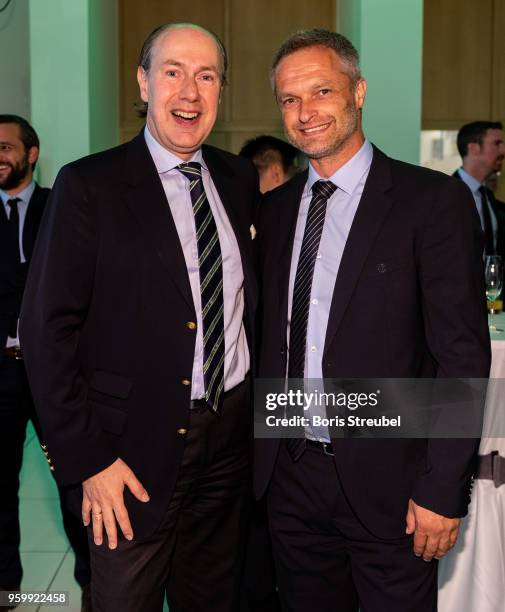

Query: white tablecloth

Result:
[438,315,505,611]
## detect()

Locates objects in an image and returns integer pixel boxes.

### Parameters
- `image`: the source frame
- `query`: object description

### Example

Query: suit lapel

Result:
[202,145,258,313]
[276,170,308,330]
[323,147,394,356]
[123,131,194,310]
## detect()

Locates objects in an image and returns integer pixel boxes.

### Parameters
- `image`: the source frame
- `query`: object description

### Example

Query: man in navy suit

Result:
[453,121,505,260]
[0,115,91,611]
[255,30,490,611]
[21,25,258,612]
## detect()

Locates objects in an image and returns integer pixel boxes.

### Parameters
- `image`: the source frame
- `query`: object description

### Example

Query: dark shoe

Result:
[0,585,20,611]
[81,584,93,612]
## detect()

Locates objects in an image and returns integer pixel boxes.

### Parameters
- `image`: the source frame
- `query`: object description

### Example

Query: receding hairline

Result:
[155,22,219,44]
[144,23,223,68]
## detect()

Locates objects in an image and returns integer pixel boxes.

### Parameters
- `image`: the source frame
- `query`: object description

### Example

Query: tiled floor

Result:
[17,422,170,611]
[17,422,82,612]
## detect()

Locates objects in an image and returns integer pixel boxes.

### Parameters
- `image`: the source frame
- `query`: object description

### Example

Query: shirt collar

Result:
[305,139,373,196]
[457,167,482,194]
[144,125,207,174]
[0,181,35,207]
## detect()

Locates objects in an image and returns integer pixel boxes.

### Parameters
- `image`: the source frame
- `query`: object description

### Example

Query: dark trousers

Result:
[0,356,91,588]
[240,499,281,612]
[90,379,251,612]
[267,442,437,612]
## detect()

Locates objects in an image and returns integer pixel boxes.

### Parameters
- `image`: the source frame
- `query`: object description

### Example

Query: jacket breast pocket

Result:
[87,370,132,435]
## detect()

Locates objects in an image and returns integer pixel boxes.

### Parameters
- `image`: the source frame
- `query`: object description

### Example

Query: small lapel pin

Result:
[250,224,257,240]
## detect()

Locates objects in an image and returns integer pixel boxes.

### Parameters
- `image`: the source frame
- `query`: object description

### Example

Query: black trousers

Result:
[240,498,281,612]
[90,378,251,612]
[267,442,437,612]
[0,356,91,588]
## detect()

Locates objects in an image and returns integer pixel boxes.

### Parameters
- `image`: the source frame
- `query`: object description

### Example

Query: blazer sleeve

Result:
[412,177,491,517]
[20,164,118,486]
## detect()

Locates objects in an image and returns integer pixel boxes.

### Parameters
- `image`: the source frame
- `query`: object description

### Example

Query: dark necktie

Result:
[478,186,495,256]
[177,162,225,412]
[6,198,21,263]
[287,180,337,461]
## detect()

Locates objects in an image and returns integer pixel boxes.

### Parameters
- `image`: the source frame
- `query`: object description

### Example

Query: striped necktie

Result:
[287,179,337,461]
[178,162,225,412]
[478,186,495,255]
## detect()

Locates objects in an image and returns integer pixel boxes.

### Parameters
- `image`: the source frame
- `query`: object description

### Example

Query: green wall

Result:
[0,0,31,118]
[338,0,423,164]
[29,0,118,187]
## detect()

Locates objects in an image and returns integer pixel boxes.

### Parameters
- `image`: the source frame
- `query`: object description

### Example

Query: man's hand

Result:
[82,458,149,549]
[405,498,460,561]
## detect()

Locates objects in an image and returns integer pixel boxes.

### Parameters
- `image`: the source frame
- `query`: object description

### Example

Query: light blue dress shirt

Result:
[144,126,249,400]
[287,140,373,441]
[1,181,35,347]
[457,167,497,250]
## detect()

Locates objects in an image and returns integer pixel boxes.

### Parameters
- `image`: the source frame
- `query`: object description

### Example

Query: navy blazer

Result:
[255,147,490,538]
[20,132,259,539]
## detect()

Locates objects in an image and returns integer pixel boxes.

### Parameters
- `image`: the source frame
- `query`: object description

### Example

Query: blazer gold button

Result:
[177,428,188,435]
[186,321,197,330]
[181,378,191,386]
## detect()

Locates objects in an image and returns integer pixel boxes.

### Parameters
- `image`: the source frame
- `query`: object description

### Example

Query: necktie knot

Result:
[312,180,337,200]
[6,197,20,211]
[177,162,202,182]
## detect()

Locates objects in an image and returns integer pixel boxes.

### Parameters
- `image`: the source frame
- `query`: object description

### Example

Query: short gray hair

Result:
[271,28,361,90]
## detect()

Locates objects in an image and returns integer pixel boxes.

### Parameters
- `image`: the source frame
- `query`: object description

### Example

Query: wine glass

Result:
[485,255,503,332]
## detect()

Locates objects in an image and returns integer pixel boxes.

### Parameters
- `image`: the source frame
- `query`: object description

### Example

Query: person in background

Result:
[255,29,490,611]
[20,23,258,612]
[454,121,505,259]
[0,115,91,612]
[240,135,300,193]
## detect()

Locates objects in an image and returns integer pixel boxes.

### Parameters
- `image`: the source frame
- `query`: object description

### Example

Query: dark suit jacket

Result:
[491,195,505,265]
[255,146,491,539]
[453,169,505,262]
[20,131,258,539]
[0,184,49,362]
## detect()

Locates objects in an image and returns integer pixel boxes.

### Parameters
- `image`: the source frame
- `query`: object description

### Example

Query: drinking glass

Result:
[485,255,503,332]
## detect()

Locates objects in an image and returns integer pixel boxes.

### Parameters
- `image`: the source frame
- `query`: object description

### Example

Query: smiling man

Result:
[20,24,258,612]
[255,29,490,611]
[0,115,92,612]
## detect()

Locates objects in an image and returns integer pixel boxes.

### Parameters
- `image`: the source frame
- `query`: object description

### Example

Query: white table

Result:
[438,313,505,611]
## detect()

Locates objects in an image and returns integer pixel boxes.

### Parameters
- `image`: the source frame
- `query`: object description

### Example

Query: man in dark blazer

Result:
[21,24,258,612]
[0,115,91,611]
[255,30,490,611]
[453,121,505,260]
